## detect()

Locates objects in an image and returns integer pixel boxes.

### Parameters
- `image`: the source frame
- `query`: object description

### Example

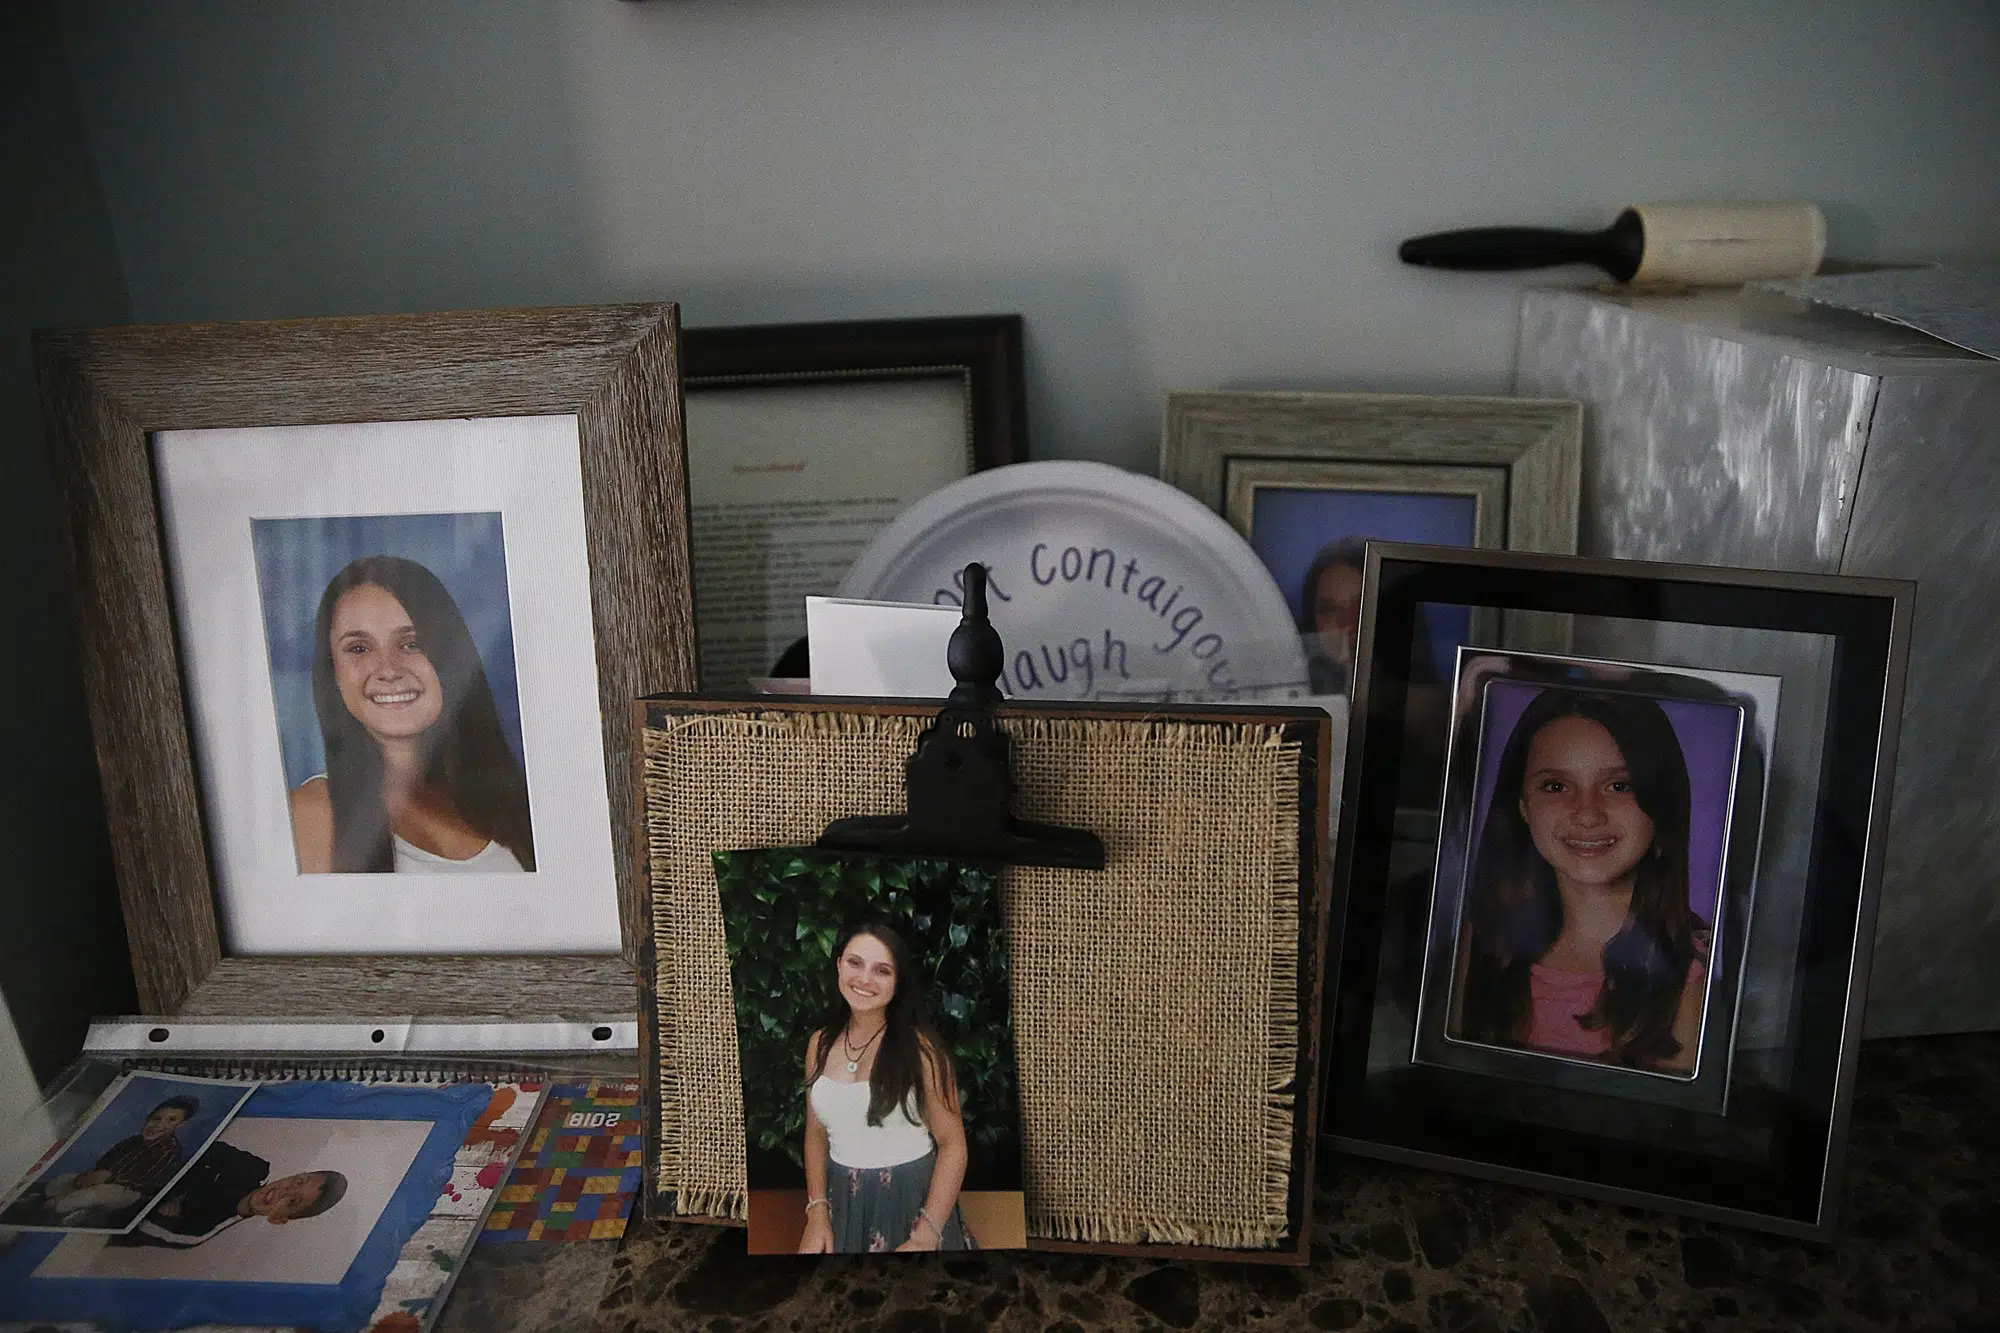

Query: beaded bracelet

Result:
[804,1197,829,1214]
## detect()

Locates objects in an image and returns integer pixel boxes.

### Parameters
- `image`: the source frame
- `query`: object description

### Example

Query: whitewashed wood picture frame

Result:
[1161,391,1581,558]
[1161,391,1581,667]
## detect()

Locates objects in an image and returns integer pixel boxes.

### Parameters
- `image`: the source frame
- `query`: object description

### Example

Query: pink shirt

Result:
[1524,964,1613,1057]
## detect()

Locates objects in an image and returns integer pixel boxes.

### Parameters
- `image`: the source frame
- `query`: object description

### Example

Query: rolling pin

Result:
[1398,201,1825,286]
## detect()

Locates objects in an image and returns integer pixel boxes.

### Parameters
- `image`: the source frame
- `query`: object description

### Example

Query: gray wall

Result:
[57,1,2000,472]
[9,1,1996,1074]
[1,0,137,1092]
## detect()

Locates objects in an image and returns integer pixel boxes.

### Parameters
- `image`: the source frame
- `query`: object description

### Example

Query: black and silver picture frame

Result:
[1323,544,1913,1240]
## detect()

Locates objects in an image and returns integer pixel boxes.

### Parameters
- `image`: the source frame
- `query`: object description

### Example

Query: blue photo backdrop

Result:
[1249,487,1477,686]
[0,1075,253,1229]
[251,512,526,790]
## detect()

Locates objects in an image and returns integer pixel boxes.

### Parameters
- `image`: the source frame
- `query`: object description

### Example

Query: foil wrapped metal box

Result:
[1514,286,2000,1038]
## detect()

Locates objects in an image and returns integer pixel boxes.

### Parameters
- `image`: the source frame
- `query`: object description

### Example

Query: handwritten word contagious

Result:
[1028,543,1227,664]
[928,544,1238,696]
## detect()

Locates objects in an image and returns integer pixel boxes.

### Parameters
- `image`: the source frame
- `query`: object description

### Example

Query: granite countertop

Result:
[447,1031,1998,1333]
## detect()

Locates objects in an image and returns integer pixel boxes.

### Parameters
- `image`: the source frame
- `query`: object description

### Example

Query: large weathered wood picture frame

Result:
[36,304,697,1017]
[636,693,1335,1263]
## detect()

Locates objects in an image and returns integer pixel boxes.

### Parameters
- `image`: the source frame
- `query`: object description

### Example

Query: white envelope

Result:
[805,596,959,699]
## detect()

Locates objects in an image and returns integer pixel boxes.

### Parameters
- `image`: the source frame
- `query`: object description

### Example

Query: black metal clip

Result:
[815,564,1106,870]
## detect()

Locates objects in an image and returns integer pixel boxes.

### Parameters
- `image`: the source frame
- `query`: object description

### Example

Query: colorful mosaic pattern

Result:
[480,1079,641,1243]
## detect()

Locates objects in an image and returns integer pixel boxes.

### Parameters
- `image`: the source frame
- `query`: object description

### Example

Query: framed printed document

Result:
[682,315,1025,688]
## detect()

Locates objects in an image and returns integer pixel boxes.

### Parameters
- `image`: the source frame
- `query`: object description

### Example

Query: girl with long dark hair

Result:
[1451,688,1709,1072]
[286,555,536,874]
[796,922,976,1253]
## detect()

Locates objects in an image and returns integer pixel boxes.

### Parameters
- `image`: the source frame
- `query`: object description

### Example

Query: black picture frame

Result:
[1323,543,1914,1240]
[680,315,1026,687]
[683,314,1027,468]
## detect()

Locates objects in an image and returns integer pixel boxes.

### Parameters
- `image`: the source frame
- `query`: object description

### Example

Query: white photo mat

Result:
[154,415,620,954]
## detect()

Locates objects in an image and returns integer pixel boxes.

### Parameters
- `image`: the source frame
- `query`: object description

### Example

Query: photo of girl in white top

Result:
[796,922,976,1253]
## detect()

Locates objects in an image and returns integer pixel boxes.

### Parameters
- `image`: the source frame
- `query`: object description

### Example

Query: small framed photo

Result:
[0,1073,258,1234]
[682,315,1026,688]
[35,305,697,1015]
[0,1081,493,1329]
[1162,391,1580,830]
[1162,390,1581,687]
[1323,544,1914,1239]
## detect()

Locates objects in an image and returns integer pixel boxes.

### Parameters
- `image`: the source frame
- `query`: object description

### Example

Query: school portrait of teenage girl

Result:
[252,514,536,876]
[1448,685,1721,1075]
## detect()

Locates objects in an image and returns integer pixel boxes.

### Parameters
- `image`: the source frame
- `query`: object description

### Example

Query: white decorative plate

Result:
[838,461,1307,701]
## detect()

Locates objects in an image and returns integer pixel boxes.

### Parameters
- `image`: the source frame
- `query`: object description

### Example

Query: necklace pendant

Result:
[845,1060,859,1074]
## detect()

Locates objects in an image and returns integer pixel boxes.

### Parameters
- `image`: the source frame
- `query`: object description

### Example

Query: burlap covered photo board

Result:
[635,695,1333,1263]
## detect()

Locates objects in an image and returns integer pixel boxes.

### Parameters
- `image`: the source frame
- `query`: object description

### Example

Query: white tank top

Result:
[810,1077,934,1169]
[391,834,526,874]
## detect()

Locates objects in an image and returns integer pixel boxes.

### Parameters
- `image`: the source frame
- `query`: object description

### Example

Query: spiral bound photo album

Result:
[0,1022,638,1331]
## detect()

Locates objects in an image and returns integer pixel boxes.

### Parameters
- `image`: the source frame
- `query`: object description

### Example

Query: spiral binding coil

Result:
[113,1054,604,1085]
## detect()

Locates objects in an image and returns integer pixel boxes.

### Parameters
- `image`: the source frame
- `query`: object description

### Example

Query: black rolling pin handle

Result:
[1397,209,1643,282]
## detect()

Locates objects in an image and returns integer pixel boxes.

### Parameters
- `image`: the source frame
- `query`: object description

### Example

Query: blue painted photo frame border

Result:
[0,1080,490,1332]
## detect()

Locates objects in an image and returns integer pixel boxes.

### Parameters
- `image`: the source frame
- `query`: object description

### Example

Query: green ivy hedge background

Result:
[713,848,1021,1192]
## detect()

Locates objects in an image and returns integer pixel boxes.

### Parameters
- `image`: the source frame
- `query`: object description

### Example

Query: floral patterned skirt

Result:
[828,1150,976,1253]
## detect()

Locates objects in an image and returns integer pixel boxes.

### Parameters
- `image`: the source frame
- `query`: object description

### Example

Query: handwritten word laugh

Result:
[931,544,1237,696]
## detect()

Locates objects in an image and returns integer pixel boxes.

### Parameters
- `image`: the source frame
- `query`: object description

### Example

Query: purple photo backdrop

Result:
[1466,681,1741,925]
